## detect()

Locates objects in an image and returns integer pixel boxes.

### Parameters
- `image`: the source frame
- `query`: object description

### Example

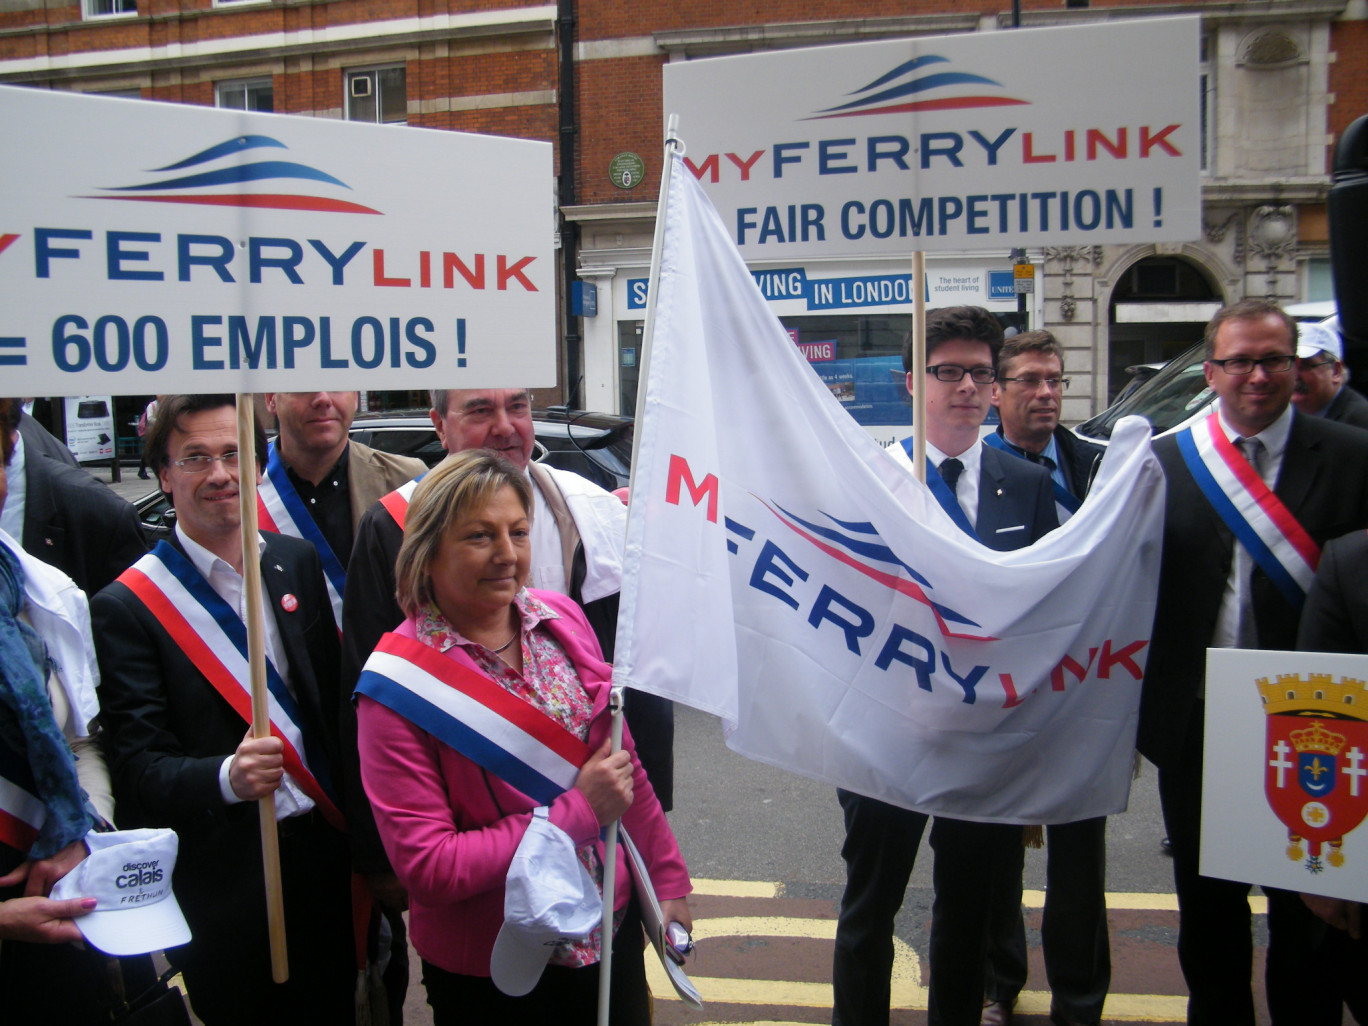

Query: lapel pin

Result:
[996,488,1003,497]
[273,563,284,573]
[280,594,298,613]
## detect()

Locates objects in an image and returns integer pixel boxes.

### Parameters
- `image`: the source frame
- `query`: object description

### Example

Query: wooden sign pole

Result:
[910,251,928,484]
[235,393,289,983]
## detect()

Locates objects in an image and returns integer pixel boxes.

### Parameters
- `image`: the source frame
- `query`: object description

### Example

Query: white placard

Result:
[62,395,114,462]
[0,87,556,396]
[663,17,1201,258]
[1203,649,1368,903]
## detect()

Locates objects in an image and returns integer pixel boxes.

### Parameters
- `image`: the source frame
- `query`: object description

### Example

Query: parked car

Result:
[134,406,633,539]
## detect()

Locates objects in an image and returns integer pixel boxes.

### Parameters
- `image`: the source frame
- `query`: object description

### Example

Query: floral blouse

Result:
[414,590,618,966]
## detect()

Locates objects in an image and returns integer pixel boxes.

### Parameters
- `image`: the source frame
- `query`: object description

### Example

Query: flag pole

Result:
[236,393,289,983]
[910,252,927,484]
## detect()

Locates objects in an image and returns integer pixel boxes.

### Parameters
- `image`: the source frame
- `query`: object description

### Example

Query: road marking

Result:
[692,878,780,898]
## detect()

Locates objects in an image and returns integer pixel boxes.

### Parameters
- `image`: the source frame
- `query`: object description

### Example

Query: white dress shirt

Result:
[926,439,983,531]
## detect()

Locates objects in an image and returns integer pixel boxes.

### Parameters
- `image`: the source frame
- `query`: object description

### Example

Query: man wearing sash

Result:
[956,330,1108,1025]
[91,394,354,1025]
[1138,299,1368,1026]
[260,389,424,1019]
[836,307,1058,1026]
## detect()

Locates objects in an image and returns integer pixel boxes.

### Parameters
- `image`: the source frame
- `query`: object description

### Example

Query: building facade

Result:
[1,0,1361,429]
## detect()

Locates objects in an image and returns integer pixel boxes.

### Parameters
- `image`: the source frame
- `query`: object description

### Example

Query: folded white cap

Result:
[1297,320,1342,361]
[489,807,601,996]
[51,828,191,956]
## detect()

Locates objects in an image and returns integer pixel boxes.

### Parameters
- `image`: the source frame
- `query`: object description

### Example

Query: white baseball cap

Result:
[1297,320,1342,361]
[51,828,191,956]
[489,807,601,997]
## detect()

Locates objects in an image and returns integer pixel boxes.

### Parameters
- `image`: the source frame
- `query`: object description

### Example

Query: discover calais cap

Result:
[489,807,601,997]
[1297,320,1342,362]
[51,828,191,956]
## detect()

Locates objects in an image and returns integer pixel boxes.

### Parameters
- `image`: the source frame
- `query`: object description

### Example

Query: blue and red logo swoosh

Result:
[85,134,382,214]
[808,55,1029,120]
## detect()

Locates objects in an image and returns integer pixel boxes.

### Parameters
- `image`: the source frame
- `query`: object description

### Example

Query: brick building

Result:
[1,0,1362,428]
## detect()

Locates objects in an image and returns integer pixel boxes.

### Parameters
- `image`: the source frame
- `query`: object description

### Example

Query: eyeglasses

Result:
[171,451,240,474]
[1000,376,1071,392]
[1207,354,1295,375]
[927,364,997,384]
[1299,356,1336,371]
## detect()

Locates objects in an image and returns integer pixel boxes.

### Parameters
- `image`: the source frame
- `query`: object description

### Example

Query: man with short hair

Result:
[339,387,674,926]
[980,331,1110,1026]
[1290,321,1368,429]
[91,394,353,1025]
[833,306,1058,1026]
[1139,299,1368,1025]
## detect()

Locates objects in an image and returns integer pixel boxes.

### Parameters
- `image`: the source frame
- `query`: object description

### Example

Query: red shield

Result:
[1264,714,1368,865]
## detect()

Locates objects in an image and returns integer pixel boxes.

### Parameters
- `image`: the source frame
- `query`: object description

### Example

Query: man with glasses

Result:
[1139,300,1368,1025]
[90,395,354,1025]
[1291,321,1368,430]
[975,331,1111,1026]
[833,306,1058,1026]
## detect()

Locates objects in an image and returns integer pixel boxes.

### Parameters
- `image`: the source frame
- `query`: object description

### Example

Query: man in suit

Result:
[1,398,147,597]
[260,390,424,1020]
[1291,320,1368,430]
[17,410,78,467]
[981,331,1109,1026]
[1291,531,1368,1024]
[1138,299,1368,1026]
[834,306,1058,1026]
[91,394,353,1025]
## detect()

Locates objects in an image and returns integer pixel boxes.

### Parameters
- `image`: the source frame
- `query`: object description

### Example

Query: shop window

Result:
[86,0,136,17]
[346,67,407,125]
[216,79,274,113]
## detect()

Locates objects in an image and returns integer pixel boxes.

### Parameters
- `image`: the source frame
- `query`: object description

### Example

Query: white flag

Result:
[613,155,1166,824]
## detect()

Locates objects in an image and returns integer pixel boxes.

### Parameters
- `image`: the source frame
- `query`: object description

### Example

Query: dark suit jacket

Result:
[1298,530,1368,653]
[1324,385,1368,431]
[22,448,148,596]
[974,443,1060,551]
[991,424,1105,501]
[91,533,342,949]
[1138,414,1368,770]
[17,411,77,467]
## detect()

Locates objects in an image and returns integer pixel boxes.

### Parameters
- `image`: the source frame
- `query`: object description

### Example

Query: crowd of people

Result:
[0,297,1365,1026]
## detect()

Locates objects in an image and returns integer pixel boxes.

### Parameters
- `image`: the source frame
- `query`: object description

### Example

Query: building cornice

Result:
[1001,1,1347,29]
[654,14,980,58]
[0,5,556,83]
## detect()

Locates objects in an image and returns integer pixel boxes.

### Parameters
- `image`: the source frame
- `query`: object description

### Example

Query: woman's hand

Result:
[0,895,95,944]
[660,897,693,937]
[574,739,634,825]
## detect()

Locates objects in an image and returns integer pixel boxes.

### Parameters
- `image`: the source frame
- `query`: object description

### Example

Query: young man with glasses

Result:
[1291,321,1368,430]
[1139,300,1368,1025]
[90,395,355,1025]
[833,307,1059,1026]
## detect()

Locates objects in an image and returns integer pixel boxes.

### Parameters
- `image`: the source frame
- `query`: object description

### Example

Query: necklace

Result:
[491,629,520,654]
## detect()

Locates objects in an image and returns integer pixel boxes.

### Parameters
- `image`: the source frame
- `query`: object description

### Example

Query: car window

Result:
[1077,343,1214,440]
[355,427,447,467]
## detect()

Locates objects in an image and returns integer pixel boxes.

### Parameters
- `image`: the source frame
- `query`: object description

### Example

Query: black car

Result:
[134,407,633,539]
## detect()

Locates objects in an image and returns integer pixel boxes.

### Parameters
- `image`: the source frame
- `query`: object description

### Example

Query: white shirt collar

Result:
[1215,401,1294,464]
[175,522,266,580]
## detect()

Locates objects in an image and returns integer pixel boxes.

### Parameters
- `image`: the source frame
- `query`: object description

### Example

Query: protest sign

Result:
[662,16,1200,258]
[0,87,555,396]
[1203,649,1368,902]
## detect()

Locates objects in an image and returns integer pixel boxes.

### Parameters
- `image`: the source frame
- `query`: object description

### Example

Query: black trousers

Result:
[984,817,1110,1022]
[421,894,649,1026]
[832,789,929,1026]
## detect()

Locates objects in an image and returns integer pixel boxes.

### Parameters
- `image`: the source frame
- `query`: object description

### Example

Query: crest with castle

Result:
[1258,672,1368,872]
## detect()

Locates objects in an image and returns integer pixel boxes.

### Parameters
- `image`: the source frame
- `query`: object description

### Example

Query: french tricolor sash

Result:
[257,441,345,628]
[117,542,344,831]
[981,432,1082,519]
[356,632,592,805]
[0,741,45,856]
[379,476,424,531]
[903,438,976,538]
[1176,412,1320,608]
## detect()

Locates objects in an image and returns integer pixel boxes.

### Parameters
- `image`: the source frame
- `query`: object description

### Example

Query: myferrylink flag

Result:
[612,154,1165,824]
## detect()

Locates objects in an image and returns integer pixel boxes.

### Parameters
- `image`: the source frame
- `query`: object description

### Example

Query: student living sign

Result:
[662,16,1201,258]
[0,87,555,396]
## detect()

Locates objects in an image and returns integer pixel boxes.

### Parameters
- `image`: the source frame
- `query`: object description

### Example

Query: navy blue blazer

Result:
[973,442,1060,551]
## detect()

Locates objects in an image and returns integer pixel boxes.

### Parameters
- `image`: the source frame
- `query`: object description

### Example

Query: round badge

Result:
[280,594,298,613]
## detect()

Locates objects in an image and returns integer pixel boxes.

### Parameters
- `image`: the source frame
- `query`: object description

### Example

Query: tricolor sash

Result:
[257,441,346,628]
[902,438,976,538]
[117,542,344,830]
[1176,412,1320,608]
[356,632,592,805]
[982,432,1082,520]
[379,477,423,531]
[0,741,45,856]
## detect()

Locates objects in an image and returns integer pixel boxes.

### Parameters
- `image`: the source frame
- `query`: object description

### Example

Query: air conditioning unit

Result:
[350,76,372,99]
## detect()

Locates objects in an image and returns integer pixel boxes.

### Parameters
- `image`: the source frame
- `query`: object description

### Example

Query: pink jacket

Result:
[356,589,690,976]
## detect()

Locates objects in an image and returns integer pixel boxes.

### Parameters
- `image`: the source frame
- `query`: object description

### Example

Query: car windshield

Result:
[1078,342,1214,440]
